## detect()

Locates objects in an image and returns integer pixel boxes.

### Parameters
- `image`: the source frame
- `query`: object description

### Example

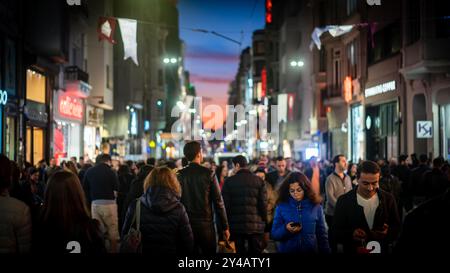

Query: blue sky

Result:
[178,0,265,109]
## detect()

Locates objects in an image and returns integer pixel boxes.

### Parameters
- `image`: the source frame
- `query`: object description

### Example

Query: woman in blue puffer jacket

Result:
[271,172,330,253]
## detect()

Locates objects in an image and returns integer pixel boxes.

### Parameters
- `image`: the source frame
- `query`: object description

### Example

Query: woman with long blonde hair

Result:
[121,167,194,254]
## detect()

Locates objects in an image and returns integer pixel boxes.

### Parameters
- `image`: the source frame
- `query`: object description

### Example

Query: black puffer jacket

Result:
[221,169,268,234]
[121,186,194,254]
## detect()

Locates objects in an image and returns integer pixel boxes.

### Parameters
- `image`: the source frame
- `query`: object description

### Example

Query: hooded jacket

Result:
[121,186,194,254]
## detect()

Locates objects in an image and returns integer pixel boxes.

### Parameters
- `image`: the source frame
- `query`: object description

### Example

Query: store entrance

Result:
[365,102,399,161]
[26,125,45,165]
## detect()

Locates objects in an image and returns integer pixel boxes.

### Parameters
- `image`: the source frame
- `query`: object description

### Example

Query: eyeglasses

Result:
[289,188,304,194]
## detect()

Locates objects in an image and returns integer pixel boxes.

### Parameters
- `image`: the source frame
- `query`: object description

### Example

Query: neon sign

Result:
[344,76,352,103]
[59,94,83,120]
[0,90,8,105]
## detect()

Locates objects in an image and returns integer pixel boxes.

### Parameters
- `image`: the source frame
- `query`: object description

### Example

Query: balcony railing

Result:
[65,66,89,83]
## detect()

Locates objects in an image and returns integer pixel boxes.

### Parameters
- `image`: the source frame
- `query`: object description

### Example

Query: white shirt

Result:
[357,193,379,230]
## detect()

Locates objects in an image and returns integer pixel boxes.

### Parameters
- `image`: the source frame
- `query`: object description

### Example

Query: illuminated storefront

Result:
[53,90,84,162]
[84,105,103,162]
[25,69,48,165]
[364,79,401,161]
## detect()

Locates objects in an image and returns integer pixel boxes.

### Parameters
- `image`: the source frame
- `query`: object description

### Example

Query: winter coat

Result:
[271,197,330,253]
[333,188,401,254]
[0,192,32,253]
[221,169,268,234]
[122,186,194,254]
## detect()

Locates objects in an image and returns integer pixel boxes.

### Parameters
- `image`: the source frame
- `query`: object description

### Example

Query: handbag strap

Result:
[135,198,141,232]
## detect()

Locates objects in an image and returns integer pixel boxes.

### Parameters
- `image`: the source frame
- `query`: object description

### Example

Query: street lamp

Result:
[163,58,170,64]
[290,60,305,67]
[170,58,177,64]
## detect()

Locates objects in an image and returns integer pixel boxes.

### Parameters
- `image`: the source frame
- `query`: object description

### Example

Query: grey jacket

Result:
[0,192,32,253]
[325,173,352,216]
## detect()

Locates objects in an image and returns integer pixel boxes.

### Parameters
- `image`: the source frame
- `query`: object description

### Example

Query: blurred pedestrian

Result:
[82,154,120,253]
[255,167,277,252]
[33,171,105,253]
[215,164,228,189]
[221,156,267,254]
[117,164,135,231]
[121,165,154,226]
[0,154,32,253]
[324,154,352,252]
[411,154,431,206]
[396,155,413,212]
[379,165,403,219]
[63,160,78,175]
[423,157,449,200]
[347,163,358,189]
[121,167,194,254]
[267,156,291,191]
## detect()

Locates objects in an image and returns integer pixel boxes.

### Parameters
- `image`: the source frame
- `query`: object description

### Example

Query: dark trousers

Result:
[325,215,337,253]
[191,223,217,254]
[232,233,264,254]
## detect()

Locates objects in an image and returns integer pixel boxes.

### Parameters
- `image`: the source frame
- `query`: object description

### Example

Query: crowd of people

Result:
[1,143,450,254]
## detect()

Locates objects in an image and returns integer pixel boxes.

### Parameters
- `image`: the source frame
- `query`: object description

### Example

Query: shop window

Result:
[26,70,46,104]
[368,22,402,64]
[319,48,326,72]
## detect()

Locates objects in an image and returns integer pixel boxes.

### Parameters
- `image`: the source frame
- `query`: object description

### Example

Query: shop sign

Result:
[59,94,83,121]
[24,101,48,124]
[365,81,396,98]
[344,76,352,103]
[0,90,8,106]
[416,121,432,138]
[86,105,104,127]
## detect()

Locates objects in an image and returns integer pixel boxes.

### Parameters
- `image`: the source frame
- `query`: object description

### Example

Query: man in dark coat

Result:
[423,157,450,200]
[395,155,413,212]
[177,141,230,254]
[221,155,268,254]
[333,160,401,254]
[267,156,291,191]
[410,154,431,206]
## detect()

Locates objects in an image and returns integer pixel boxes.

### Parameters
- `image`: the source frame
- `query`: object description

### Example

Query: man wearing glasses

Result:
[333,160,401,254]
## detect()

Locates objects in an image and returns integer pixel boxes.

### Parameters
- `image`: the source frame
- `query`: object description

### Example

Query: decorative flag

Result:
[118,18,139,66]
[97,17,117,44]
[310,25,354,50]
[310,23,378,51]
[328,25,354,37]
[310,26,332,50]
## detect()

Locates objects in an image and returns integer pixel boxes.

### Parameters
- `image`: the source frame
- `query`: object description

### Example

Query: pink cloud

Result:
[185,50,239,63]
[190,74,233,85]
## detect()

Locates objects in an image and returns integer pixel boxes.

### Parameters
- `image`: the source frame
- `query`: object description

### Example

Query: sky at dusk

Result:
[178,0,265,115]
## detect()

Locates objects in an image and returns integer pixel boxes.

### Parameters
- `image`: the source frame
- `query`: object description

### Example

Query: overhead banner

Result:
[97,17,117,44]
[118,18,138,66]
